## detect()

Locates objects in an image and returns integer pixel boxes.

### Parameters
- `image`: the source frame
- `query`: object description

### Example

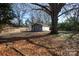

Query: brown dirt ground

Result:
[0,31,79,56]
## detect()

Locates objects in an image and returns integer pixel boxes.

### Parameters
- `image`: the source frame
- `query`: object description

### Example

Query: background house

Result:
[31,23,42,32]
[31,23,50,32]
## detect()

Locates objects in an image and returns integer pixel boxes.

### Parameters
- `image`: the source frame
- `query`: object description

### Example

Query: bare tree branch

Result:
[31,3,52,15]
[32,8,43,10]
[58,3,65,9]
[58,7,79,17]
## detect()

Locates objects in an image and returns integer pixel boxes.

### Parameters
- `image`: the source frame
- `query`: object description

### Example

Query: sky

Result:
[11,3,75,24]
[58,16,66,23]
[21,13,66,24]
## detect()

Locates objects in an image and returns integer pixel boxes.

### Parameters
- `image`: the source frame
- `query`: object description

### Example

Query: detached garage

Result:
[31,23,50,32]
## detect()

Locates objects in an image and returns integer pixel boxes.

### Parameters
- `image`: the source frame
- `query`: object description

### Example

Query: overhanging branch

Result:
[32,8,43,10]
[31,3,52,15]
[58,7,79,17]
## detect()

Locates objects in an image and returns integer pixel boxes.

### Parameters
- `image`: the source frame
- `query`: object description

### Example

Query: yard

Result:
[0,3,79,56]
[0,30,79,56]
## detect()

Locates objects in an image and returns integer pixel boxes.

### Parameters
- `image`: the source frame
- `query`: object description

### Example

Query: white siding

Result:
[42,26,50,31]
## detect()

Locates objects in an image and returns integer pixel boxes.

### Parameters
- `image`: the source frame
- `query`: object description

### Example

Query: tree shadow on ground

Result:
[0,32,50,44]
[0,31,78,56]
[0,32,59,56]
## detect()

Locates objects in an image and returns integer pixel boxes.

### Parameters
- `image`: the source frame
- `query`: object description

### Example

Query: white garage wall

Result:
[42,26,50,31]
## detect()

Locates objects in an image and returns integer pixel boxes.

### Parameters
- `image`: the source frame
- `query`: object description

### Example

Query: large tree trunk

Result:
[49,3,65,34]
[50,14,58,34]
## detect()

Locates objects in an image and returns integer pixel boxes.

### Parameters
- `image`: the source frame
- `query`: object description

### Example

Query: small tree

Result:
[0,3,14,32]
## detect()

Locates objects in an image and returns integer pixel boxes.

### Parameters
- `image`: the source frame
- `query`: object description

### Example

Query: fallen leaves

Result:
[0,32,79,56]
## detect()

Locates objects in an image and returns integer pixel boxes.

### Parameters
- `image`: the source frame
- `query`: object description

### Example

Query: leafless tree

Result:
[11,3,30,26]
[31,3,65,34]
